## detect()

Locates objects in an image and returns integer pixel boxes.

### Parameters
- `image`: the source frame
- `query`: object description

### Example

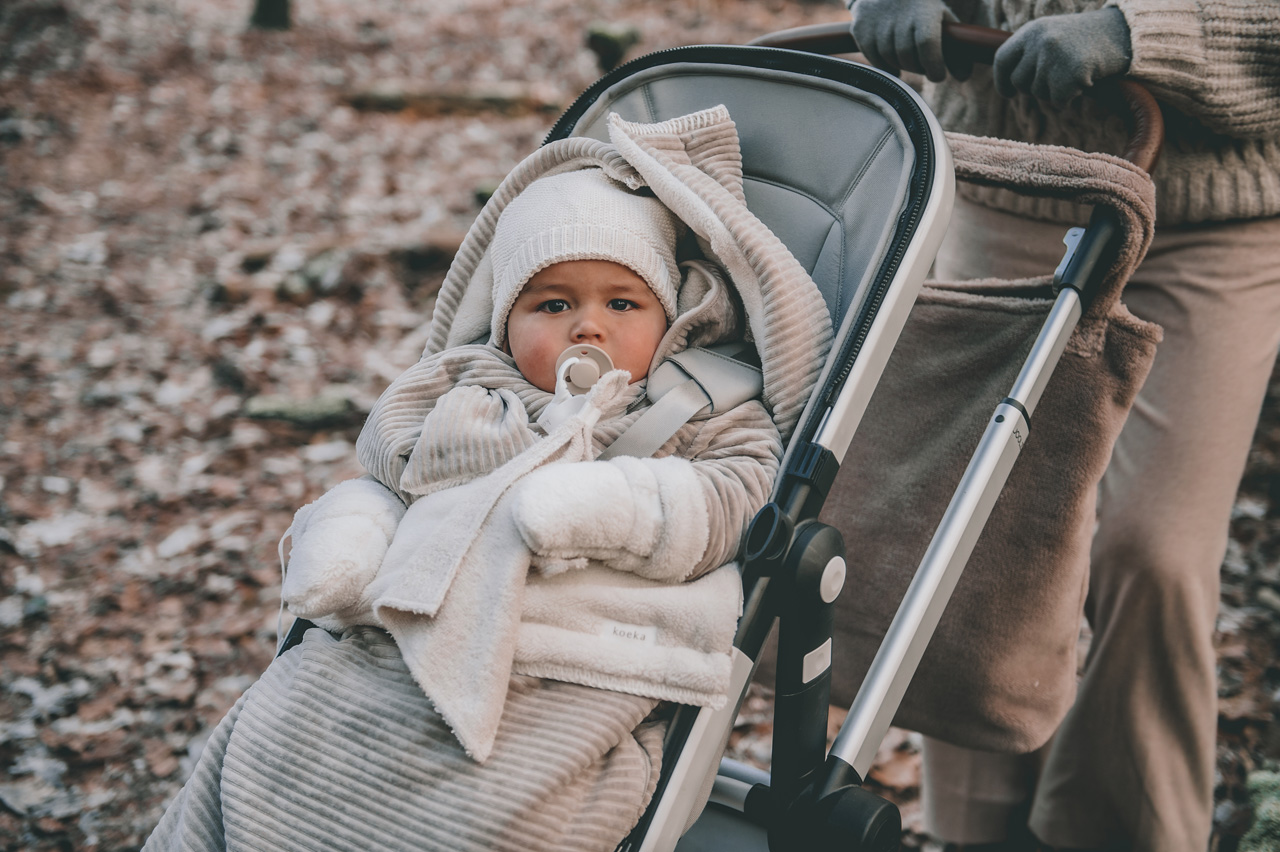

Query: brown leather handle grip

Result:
[748,21,1163,173]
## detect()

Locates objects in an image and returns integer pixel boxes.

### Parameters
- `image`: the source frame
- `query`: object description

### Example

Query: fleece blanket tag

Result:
[599,620,659,647]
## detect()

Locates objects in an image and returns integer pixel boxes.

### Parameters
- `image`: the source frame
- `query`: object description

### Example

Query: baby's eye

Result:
[538,299,570,314]
[608,299,638,311]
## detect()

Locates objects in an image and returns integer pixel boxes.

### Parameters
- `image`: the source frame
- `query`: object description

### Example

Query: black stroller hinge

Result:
[770,521,844,801]
[1052,205,1123,313]
[780,441,840,521]
[758,519,899,851]
[755,760,901,852]
[805,774,902,852]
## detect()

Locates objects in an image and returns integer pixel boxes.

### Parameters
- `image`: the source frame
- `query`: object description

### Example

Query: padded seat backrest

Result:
[565,61,918,324]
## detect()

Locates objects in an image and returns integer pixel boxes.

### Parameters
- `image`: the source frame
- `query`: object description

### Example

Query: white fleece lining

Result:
[282,477,406,618]
[513,455,710,582]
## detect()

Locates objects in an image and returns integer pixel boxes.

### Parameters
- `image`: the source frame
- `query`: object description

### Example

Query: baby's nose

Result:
[571,313,606,340]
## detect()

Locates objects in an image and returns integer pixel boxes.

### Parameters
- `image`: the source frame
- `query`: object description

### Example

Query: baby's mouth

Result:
[554,344,614,394]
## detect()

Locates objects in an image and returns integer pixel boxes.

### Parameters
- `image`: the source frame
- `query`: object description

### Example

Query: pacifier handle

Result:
[554,344,614,395]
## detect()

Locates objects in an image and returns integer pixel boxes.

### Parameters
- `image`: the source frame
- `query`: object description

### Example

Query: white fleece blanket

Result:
[285,372,737,762]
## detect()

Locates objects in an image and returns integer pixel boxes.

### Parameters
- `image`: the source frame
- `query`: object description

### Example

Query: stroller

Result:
[280,21,1162,852]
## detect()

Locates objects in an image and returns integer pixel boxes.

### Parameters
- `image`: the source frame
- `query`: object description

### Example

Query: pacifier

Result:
[553,344,614,395]
[536,344,615,435]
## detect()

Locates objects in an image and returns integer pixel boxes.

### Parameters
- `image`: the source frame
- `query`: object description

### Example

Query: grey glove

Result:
[851,0,973,83]
[994,7,1132,104]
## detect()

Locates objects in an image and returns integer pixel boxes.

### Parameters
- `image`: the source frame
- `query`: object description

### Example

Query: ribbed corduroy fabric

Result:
[402,382,541,498]
[144,627,663,852]
[928,0,1280,225]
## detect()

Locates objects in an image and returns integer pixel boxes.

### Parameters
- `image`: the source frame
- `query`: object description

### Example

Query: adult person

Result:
[848,1,1280,850]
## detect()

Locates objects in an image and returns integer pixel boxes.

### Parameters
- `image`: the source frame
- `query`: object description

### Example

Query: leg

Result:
[1029,215,1280,851]
[922,737,1041,846]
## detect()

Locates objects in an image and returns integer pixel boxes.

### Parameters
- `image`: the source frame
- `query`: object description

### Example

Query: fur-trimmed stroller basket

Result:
[818,131,1162,754]
[746,22,1163,758]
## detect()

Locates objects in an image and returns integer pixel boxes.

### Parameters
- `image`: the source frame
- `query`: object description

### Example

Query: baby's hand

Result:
[281,478,406,618]
[513,455,709,582]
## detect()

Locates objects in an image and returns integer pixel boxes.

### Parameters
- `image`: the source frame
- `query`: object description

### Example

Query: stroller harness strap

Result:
[600,343,764,460]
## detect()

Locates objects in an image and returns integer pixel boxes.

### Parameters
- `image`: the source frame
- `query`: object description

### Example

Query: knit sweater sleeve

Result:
[1112,0,1280,136]
[677,399,782,578]
[355,345,542,504]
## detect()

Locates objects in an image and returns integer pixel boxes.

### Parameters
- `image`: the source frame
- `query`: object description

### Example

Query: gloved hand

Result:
[994,7,1131,104]
[281,477,406,618]
[512,455,710,582]
[851,0,973,83]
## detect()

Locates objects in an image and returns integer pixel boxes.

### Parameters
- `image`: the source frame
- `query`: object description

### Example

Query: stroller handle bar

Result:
[749,21,1164,174]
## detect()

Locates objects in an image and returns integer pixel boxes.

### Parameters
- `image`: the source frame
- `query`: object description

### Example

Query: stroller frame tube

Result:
[632,650,759,852]
[828,282,1085,779]
[812,190,953,462]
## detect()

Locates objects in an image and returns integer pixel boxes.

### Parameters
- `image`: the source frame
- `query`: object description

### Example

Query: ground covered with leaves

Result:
[1,1,1276,850]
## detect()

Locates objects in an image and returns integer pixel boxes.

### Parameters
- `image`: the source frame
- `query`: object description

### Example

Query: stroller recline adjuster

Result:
[1052,226,1086,291]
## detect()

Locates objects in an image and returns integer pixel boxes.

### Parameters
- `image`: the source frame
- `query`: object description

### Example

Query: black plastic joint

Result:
[278,617,314,657]
[1052,205,1121,313]
[745,502,794,566]
[782,442,840,515]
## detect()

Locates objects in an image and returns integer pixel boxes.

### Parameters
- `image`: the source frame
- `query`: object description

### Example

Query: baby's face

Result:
[506,259,669,393]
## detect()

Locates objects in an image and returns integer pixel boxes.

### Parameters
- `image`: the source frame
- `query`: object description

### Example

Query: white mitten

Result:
[282,477,406,618]
[513,455,710,582]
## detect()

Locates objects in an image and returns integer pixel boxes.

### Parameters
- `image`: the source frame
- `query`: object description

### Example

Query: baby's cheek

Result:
[523,347,560,392]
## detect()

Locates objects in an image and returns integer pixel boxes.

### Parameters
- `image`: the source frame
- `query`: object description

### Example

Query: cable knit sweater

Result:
[933,0,1280,224]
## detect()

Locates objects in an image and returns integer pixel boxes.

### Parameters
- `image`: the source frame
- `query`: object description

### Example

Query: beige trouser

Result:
[921,199,1280,851]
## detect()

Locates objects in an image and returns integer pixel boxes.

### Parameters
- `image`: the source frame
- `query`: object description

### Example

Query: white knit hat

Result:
[488,168,682,347]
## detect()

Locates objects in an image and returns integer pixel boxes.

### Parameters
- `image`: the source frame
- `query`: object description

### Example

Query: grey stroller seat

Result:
[275,43,952,847]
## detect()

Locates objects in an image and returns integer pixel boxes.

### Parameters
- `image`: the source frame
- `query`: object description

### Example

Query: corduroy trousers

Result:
[920,199,1280,852]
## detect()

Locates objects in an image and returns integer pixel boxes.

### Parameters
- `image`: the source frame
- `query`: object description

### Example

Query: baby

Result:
[144,105,832,852]
[280,165,773,761]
